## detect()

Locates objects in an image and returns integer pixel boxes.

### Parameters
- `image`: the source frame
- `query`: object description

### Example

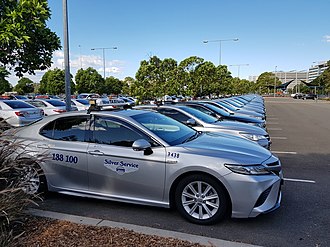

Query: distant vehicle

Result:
[291,93,304,99]
[28,99,76,116]
[77,93,100,99]
[0,100,43,127]
[71,99,90,111]
[302,93,317,100]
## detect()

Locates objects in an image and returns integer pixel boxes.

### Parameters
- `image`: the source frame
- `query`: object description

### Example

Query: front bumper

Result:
[223,171,282,218]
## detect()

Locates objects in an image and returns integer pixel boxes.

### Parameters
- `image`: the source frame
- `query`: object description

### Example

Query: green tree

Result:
[122,76,135,95]
[75,67,104,93]
[0,0,61,77]
[178,56,204,97]
[255,72,281,94]
[13,77,34,94]
[39,68,74,95]
[314,60,330,95]
[0,66,12,94]
[194,61,218,97]
[101,76,123,95]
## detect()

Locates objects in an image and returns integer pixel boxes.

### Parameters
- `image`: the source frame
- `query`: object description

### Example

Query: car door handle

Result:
[88,150,104,156]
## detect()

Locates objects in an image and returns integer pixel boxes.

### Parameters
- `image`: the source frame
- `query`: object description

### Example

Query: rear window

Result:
[3,101,35,109]
[46,100,66,106]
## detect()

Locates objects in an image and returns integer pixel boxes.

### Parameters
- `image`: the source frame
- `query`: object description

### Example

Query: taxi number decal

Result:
[52,153,78,164]
[167,152,179,158]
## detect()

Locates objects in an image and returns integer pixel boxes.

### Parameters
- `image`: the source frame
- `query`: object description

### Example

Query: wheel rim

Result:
[181,180,220,220]
[22,166,40,194]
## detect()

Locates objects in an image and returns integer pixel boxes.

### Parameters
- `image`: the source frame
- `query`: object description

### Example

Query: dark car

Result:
[302,93,317,100]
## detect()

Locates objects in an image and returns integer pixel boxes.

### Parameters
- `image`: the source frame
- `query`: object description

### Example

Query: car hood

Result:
[205,120,267,135]
[179,132,272,164]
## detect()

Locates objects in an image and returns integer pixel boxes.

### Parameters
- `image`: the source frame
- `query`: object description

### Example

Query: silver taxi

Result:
[6,109,282,224]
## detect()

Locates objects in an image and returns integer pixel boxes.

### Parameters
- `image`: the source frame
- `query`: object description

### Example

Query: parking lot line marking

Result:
[271,137,287,140]
[267,117,278,120]
[267,128,282,130]
[272,151,297,154]
[267,122,279,125]
[284,178,316,184]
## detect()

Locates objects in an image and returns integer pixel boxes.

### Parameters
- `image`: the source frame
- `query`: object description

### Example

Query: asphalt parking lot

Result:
[34,97,330,247]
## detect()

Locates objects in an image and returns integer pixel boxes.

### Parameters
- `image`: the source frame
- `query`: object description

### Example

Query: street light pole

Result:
[229,64,249,78]
[91,47,117,78]
[63,0,71,111]
[203,38,239,65]
[274,66,277,97]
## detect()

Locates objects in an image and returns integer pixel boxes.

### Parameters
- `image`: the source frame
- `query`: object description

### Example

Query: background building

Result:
[308,61,328,83]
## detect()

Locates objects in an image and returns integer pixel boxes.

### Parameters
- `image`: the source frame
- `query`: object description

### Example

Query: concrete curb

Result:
[28,208,261,247]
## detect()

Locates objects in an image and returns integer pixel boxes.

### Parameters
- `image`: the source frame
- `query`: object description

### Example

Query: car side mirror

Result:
[186,118,196,126]
[132,139,153,155]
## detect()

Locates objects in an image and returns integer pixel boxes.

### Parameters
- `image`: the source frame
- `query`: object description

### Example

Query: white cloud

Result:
[7,50,125,86]
[324,35,330,42]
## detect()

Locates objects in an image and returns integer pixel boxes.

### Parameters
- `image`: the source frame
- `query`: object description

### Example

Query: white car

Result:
[71,99,90,111]
[0,100,43,127]
[28,99,74,116]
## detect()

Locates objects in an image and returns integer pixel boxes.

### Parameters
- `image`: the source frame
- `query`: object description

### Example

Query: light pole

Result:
[203,38,239,65]
[229,64,249,78]
[63,0,71,111]
[274,66,277,97]
[91,47,117,78]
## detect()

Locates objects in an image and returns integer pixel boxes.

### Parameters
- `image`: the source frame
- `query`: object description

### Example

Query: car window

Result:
[131,111,196,146]
[179,106,218,124]
[46,100,66,106]
[91,116,156,147]
[157,108,190,123]
[29,101,47,107]
[3,100,35,109]
[40,116,89,141]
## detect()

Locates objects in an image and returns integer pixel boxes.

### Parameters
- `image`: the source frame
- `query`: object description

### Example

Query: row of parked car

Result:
[0,93,138,127]
[1,93,283,225]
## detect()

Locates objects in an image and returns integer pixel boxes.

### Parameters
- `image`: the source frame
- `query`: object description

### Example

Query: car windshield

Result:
[178,106,219,124]
[46,100,66,106]
[216,101,237,111]
[3,100,35,109]
[131,111,197,146]
[202,103,231,117]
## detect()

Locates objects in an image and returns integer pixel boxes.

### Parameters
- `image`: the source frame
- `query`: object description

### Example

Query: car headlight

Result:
[224,164,271,175]
[240,133,267,141]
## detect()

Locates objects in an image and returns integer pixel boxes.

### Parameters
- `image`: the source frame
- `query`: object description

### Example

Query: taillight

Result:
[53,109,66,113]
[15,111,25,117]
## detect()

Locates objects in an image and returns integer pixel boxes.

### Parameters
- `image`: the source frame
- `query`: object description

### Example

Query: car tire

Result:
[175,174,228,225]
[21,161,48,195]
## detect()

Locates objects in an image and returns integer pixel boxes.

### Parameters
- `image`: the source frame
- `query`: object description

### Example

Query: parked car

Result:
[291,93,304,99]
[181,102,266,128]
[135,105,271,149]
[71,99,90,111]
[302,93,317,100]
[0,100,43,127]
[4,109,282,224]
[28,99,77,116]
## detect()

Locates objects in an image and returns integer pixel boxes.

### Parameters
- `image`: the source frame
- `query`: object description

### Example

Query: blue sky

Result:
[9,0,330,85]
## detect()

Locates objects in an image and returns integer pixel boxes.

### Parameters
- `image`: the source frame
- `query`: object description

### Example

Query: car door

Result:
[86,115,166,202]
[38,115,90,191]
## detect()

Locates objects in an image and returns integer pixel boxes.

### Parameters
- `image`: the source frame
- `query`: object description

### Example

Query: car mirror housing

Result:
[186,118,196,126]
[132,139,153,155]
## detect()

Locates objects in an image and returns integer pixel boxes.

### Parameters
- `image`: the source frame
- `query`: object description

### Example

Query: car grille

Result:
[254,186,272,207]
